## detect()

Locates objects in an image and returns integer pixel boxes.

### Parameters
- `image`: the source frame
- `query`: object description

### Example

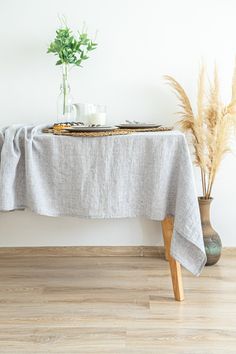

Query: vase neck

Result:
[198,198,212,223]
[62,63,68,78]
[61,64,70,92]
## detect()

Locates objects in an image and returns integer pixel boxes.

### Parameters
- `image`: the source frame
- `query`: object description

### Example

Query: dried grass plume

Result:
[165,64,236,198]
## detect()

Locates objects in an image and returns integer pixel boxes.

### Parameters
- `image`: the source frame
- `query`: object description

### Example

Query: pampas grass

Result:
[165,64,236,199]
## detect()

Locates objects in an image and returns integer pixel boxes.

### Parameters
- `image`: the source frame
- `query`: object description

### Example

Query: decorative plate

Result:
[116,124,162,129]
[64,126,118,132]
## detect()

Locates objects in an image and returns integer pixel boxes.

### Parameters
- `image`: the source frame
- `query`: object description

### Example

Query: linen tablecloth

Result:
[0,125,206,275]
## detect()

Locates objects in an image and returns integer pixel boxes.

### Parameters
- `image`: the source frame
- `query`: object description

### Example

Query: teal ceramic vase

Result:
[198,197,222,266]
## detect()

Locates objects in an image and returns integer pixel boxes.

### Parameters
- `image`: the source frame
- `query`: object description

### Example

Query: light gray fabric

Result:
[0,125,206,275]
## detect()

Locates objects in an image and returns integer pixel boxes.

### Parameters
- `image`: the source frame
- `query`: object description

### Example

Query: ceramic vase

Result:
[198,197,222,266]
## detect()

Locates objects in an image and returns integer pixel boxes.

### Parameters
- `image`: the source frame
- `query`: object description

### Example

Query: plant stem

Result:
[62,64,68,115]
[201,169,207,197]
[207,172,215,199]
[203,172,207,197]
[206,171,212,199]
[200,169,205,196]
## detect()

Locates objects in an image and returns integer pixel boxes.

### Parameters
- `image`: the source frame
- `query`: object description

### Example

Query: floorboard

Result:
[0,251,235,353]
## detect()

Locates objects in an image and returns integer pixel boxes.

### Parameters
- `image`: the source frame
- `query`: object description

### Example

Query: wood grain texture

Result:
[161,217,184,301]
[161,220,171,261]
[0,246,165,258]
[0,251,235,353]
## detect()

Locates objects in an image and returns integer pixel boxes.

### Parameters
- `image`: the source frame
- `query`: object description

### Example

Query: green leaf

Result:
[47,24,97,67]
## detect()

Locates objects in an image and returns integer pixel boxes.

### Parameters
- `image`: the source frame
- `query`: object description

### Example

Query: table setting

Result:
[43,120,172,138]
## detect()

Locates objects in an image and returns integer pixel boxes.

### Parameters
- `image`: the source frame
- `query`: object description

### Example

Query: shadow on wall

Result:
[0,210,163,247]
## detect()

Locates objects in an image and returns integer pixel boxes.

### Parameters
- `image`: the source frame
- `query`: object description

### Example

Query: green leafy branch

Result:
[47,26,97,67]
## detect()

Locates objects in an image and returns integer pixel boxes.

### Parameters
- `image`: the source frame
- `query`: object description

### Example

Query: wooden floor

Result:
[0,250,235,353]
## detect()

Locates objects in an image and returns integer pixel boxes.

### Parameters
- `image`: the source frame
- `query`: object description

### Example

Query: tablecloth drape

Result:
[0,125,206,275]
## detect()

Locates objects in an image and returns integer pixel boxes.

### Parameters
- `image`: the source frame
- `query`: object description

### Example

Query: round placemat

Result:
[43,126,172,137]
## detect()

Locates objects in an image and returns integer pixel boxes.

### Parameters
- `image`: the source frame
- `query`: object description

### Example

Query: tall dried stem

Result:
[165,63,236,199]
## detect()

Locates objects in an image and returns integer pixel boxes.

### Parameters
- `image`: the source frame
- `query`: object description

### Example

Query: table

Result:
[0,125,206,301]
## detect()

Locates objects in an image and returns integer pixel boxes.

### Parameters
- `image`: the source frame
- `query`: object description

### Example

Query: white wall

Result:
[0,0,236,246]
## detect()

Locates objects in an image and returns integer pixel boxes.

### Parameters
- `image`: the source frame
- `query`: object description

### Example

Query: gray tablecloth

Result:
[0,125,206,275]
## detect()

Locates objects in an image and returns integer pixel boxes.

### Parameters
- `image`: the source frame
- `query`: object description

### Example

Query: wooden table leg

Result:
[161,217,184,301]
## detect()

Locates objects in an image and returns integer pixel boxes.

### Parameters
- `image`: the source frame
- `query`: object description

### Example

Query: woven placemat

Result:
[43,126,172,137]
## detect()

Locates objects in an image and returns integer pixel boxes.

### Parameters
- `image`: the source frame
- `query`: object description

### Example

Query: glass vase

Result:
[57,64,74,122]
